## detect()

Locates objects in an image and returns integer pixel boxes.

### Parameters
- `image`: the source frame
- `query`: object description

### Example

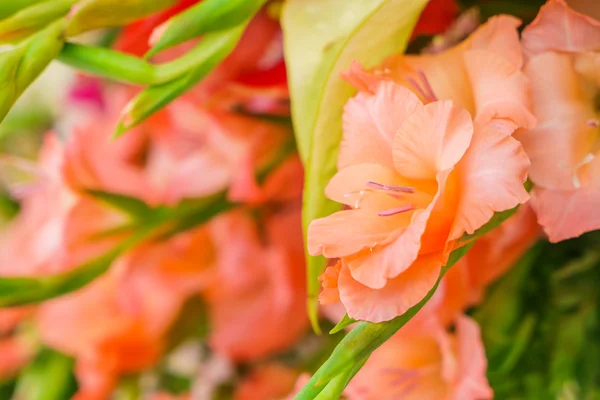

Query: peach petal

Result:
[450,125,530,240]
[340,82,423,170]
[468,15,523,68]
[532,183,600,242]
[339,253,443,323]
[325,163,412,207]
[393,100,473,180]
[450,316,493,400]
[307,208,406,259]
[463,49,536,131]
[517,51,596,190]
[521,0,600,58]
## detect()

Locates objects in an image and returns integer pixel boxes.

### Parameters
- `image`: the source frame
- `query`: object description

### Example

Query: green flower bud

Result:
[0,0,74,43]
[65,0,178,37]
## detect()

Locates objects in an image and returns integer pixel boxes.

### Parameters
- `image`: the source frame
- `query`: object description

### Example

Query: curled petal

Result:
[531,181,600,242]
[464,49,536,132]
[450,125,530,240]
[338,253,443,323]
[340,82,423,170]
[393,100,473,180]
[517,52,596,190]
[307,208,408,259]
[468,15,523,68]
[521,0,600,58]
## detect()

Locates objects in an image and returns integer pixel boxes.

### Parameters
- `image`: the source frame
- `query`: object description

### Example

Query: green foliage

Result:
[146,0,267,58]
[114,25,246,136]
[13,349,77,400]
[476,232,600,399]
[65,0,179,36]
[0,19,65,122]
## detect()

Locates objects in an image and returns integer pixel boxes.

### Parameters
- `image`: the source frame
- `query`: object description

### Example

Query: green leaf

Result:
[281,0,428,333]
[114,25,245,136]
[0,0,46,20]
[293,243,473,399]
[85,189,155,219]
[0,0,73,43]
[145,0,267,58]
[0,19,65,123]
[65,0,179,37]
[13,348,76,400]
[57,43,157,85]
[329,314,356,334]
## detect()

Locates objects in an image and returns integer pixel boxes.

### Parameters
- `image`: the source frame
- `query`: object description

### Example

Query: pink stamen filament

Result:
[587,119,600,127]
[377,205,415,217]
[406,77,430,101]
[366,181,415,193]
[417,69,438,101]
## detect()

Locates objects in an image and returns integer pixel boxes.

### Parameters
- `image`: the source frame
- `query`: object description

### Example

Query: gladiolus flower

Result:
[205,207,308,361]
[309,80,530,323]
[516,0,600,241]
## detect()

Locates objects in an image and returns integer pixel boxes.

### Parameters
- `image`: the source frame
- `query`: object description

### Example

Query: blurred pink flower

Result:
[346,317,492,400]
[234,363,299,400]
[286,317,491,400]
[205,207,308,362]
[36,227,214,400]
[515,0,600,241]
[310,81,530,323]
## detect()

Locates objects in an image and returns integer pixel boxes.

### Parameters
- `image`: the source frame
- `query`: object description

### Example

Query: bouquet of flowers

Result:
[0,0,598,399]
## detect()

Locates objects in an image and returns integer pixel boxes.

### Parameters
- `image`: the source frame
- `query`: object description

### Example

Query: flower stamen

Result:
[366,181,415,193]
[377,205,415,217]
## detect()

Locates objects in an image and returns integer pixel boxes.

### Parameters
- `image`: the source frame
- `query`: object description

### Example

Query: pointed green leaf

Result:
[145,0,267,58]
[329,314,356,334]
[281,0,428,333]
[85,189,155,219]
[13,349,76,400]
[115,25,245,136]
[57,43,157,85]
[0,19,66,123]
[65,0,178,37]
[0,0,46,20]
